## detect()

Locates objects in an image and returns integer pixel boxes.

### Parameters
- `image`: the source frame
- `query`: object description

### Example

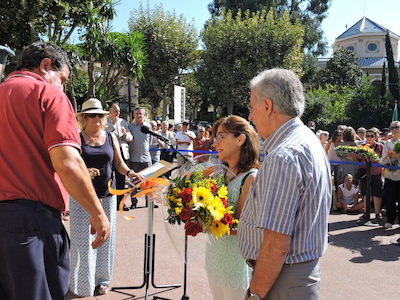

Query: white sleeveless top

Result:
[338,183,359,204]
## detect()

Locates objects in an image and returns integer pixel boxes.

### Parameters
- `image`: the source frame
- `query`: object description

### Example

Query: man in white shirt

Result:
[175,121,196,166]
[105,103,132,211]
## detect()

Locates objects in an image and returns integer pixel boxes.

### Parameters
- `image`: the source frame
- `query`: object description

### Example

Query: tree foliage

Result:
[208,0,331,55]
[345,76,393,129]
[200,9,304,116]
[314,49,364,89]
[303,85,351,132]
[0,0,116,53]
[129,3,199,120]
[381,62,387,99]
[304,77,393,132]
[385,31,400,101]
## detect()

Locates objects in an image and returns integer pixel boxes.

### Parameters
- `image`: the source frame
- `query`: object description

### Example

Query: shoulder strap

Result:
[239,170,256,195]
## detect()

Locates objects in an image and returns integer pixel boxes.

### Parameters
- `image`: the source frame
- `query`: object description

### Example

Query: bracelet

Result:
[126,169,133,177]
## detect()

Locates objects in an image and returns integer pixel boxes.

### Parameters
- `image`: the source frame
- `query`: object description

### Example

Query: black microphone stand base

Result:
[111,203,180,300]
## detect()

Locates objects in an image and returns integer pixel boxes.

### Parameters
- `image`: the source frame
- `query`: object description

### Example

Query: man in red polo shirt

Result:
[0,42,110,300]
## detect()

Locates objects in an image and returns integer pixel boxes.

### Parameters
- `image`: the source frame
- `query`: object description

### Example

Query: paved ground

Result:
[64,198,400,300]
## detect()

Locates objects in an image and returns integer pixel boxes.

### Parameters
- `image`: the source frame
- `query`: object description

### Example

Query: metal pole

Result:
[365,160,372,221]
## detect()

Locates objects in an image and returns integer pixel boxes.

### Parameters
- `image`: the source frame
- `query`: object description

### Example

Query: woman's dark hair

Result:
[212,115,260,172]
[331,129,342,143]
[343,126,356,142]
[16,41,71,71]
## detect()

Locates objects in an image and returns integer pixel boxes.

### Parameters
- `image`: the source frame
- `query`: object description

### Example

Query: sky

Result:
[110,0,400,57]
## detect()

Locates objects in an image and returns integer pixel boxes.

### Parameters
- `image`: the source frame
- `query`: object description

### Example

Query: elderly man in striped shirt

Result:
[239,68,331,300]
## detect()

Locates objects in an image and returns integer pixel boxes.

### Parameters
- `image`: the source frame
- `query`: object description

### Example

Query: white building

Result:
[320,17,400,84]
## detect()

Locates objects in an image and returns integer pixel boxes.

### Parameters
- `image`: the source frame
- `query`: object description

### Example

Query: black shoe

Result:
[154,204,159,208]
[123,205,130,211]
[358,213,366,220]
[130,204,136,209]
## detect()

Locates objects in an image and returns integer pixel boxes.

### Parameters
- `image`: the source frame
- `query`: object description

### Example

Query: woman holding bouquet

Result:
[205,115,260,300]
[381,121,400,231]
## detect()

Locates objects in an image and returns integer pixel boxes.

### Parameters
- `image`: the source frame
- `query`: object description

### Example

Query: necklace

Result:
[228,170,241,182]
[83,130,101,141]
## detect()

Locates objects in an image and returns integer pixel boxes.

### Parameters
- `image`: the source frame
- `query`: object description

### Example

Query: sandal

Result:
[95,283,109,295]
[390,238,400,246]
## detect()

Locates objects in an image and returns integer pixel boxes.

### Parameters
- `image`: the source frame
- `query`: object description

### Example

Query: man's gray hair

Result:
[250,68,305,117]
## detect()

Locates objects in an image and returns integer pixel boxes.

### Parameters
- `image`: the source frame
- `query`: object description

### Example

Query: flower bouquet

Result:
[335,144,379,161]
[165,155,238,239]
[385,142,400,172]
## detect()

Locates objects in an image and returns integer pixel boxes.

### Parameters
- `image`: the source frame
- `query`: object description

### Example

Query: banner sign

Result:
[174,85,186,123]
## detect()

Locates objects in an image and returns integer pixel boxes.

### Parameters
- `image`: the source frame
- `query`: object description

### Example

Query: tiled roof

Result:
[357,57,400,67]
[338,17,399,39]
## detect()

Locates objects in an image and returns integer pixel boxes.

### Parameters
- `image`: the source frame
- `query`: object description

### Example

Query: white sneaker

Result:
[384,223,393,229]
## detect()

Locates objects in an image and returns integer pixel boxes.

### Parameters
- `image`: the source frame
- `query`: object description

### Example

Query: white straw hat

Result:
[77,98,109,115]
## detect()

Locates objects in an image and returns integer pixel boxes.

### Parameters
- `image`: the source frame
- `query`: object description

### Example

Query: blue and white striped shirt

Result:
[238,117,331,264]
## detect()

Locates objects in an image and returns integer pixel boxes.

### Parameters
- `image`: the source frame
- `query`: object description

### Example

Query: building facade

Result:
[319,17,400,86]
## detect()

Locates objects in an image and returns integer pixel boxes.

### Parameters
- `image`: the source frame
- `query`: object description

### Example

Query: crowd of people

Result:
[310,122,400,232]
[1,41,399,300]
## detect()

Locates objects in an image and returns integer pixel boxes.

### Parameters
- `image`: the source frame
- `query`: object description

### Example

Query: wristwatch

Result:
[247,288,262,300]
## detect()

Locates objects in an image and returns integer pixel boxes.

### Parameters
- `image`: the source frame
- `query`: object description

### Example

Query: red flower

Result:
[179,208,193,221]
[210,183,217,193]
[221,213,234,225]
[221,198,228,208]
[184,221,203,236]
[179,188,193,203]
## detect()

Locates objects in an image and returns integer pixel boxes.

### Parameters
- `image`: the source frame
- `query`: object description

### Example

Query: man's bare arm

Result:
[49,145,110,249]
[247,229,290,299]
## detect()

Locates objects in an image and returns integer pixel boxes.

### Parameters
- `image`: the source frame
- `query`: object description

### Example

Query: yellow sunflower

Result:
[209,220,230,238]
[192,186,213,207]
[207,196,227,221]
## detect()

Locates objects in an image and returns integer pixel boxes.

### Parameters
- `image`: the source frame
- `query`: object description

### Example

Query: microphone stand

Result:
[161,137,191,300]
[112,136,191,300]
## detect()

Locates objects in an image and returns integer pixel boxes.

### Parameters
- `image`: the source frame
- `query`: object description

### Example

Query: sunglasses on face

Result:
[366,135,375,138]
[87,113,105,118]
[390,126,400,130]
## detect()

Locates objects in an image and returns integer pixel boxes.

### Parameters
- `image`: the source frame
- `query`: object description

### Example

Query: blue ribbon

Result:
[149,149,400,171]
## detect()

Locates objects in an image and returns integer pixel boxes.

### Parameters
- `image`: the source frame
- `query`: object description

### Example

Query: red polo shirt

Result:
[0,71,81,212]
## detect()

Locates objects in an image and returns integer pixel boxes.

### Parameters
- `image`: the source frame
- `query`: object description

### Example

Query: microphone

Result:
[140,125,168,142]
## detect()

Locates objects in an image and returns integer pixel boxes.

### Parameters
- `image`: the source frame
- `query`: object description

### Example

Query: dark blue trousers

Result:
[0,203,70,300]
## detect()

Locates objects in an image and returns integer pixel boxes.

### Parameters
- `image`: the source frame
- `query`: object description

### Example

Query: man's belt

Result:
[0,199,61,220]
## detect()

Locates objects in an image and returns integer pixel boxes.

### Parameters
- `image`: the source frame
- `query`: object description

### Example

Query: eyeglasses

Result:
[390,126,400,130]
[366,135,375,138]
[87,113,105,118]
[247,104,253,112]
[214,132,234,143]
